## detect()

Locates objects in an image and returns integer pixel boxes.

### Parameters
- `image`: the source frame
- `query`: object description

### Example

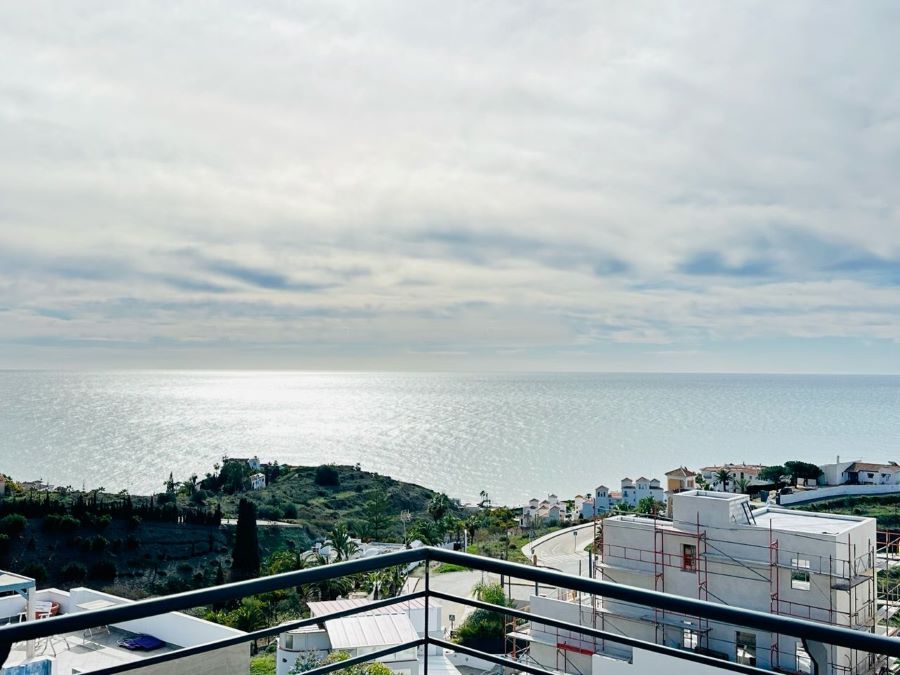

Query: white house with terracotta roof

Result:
[700,463,767,492]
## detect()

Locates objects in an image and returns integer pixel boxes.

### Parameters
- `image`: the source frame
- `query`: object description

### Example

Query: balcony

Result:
[0,547,897,675]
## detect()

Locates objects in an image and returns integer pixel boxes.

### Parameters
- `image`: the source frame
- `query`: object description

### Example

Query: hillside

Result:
[0,463,440,597]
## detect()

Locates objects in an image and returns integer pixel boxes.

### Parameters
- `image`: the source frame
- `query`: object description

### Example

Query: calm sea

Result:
[1,371,898,505]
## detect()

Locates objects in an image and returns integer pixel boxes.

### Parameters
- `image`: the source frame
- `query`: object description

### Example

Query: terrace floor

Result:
[4,626,178,672]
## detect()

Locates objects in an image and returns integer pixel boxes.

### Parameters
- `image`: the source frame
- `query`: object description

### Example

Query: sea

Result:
[0,371,898,506]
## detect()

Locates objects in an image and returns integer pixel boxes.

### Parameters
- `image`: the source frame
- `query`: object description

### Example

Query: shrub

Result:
[177,563,194,575]
[126,534,140,550]
[128,515,142,530]
[258,505,283,521]
[97,514,112,530]
[0,514,27,536]
[22,563,47,583]
[0,534,10,553]
[61,561,87,582]
[91,536,109,552]
[314,465,340,487]
[89,559,117,580]
[282,503,298,519]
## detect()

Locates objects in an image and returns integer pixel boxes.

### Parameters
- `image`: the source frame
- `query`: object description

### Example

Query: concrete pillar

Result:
[25,587,34,659]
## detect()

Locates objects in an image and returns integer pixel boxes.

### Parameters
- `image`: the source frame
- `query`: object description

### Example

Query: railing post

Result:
[424,557,430,675]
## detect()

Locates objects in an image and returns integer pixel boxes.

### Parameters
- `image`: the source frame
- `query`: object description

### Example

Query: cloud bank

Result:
[1,2,899,371]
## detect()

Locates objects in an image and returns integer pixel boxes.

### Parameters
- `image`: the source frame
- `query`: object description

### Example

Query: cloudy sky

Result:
[1,2,899,372]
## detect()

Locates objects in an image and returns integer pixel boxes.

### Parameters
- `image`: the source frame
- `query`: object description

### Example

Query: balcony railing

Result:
[0,546,898,675]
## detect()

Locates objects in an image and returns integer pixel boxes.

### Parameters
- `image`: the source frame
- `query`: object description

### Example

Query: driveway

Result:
[522,522,598,576]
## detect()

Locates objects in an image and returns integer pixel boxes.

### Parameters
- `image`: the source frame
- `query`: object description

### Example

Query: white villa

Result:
[250,472,267,490]
[581,478,666,518]
[819,459,900,486]
[699,464,768,492]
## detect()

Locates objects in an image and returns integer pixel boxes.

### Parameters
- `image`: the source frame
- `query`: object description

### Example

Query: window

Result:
[282,634,294,650]
[736,631,756,666]
[791,570,811,590]
[682,544,697,572]
[792,559,811,590]
[795,642,812,674]
[683,628,699,651]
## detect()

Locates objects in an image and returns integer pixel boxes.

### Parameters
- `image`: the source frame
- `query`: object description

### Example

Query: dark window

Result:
[682,544,697,572]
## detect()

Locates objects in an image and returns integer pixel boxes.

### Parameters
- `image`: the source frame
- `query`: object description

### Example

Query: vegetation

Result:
[714,468,733,492]
[232,498,260,581]
[314,464,340,487]
[799,494,900,529]
[636,496,660,514]
[760,461,823,487]
[290,650,393,675]
[455,582,512,647]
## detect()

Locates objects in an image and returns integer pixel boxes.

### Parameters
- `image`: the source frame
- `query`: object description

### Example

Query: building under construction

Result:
[524,490,900,675]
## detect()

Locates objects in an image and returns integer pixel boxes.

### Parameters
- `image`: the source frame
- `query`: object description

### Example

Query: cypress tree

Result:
[231,498,260,580]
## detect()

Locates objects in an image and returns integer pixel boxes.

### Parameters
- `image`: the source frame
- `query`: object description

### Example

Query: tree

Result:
[759,465,786,484]
[714,468,733,492]
[314,464,340,487]
[364,494,390,541]
[428,493,453,522]
[694,474,708,490]
[734,477,751,494]
[636,496,659,514]
[784,461,823,485]
[456,582,510,646]
[479,490,491,508]
[232,498,260,580]
[329,522,359,561]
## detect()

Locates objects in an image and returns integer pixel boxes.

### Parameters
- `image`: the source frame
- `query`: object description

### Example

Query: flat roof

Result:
[752,509,864,535]
[308,597,437,618]
[325,613,419,649]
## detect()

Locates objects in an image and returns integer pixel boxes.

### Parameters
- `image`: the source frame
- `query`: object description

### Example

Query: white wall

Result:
[68,588,245,647]
[592,647,734,675]
[779,483,900,505]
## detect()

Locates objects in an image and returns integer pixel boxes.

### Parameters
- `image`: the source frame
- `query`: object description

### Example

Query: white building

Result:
[819,459,900,487]
[617,477,665,509]
[699,464,768,492]
[526,490,880,675]
[1,579,247,674]
[247,456,262,471]
[276,598,443,675]
[250,472,266,490]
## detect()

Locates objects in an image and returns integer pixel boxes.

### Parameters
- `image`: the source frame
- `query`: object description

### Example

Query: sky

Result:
[1,2,899,372]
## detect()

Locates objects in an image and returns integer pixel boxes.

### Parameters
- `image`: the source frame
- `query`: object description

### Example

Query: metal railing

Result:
[0,546,897,675]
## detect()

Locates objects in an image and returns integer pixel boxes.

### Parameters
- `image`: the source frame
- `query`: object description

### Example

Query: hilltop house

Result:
[700,463,767,492]
[249,473,266,490]
[664,466,695,494]
[818,459,900,486]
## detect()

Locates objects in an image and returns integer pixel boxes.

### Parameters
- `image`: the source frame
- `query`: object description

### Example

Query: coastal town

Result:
[2,455,900,674]
[518,457,900,528]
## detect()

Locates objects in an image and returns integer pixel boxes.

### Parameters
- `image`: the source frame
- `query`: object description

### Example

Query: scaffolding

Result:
[590,510,890,674]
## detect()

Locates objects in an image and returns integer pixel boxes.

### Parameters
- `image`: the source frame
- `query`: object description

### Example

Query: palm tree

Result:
[479,490,490,508]
[714,468,733,492]
[428,493,453,521]
[734,477,751,494]
[329,523,359,562]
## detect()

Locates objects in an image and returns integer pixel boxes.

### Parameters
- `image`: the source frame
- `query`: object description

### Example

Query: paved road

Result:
[523,523,598,576]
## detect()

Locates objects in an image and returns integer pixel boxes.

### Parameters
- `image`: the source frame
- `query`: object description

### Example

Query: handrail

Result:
[0,545,897,673]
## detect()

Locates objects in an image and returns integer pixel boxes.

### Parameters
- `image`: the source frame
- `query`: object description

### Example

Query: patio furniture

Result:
[76,599,116,639]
